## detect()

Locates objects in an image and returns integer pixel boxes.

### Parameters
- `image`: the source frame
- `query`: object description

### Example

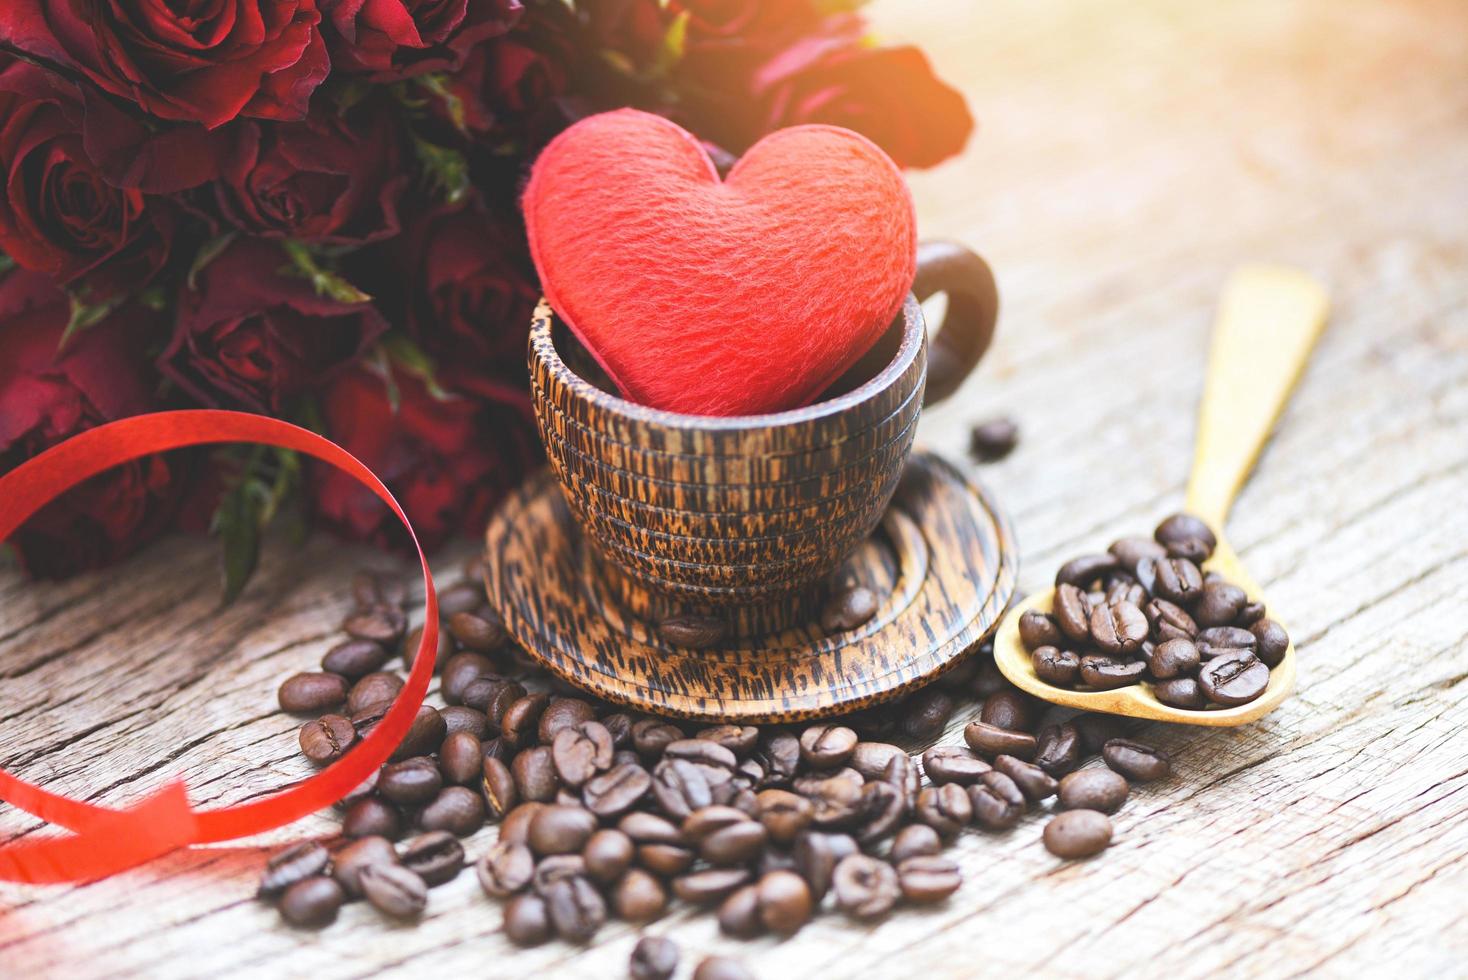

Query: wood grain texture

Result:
[2,0,1467,976]
[483,452,1016,720]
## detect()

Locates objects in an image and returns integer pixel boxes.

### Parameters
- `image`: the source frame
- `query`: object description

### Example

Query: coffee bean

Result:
[1154,513,1216,563]
[980,690,1036,732]
[399,830,464,886]
[477,840,534,897]
[1146,597,1198,643]
[889,823,942,863]
[333,835,398,898]
[657,614,727,649]
[1236,601,1267,627]
[821,585,879,633]
[1250,618,1289,667]
[441,652,495,705]
[1033,723,1082,777]
[832,853,900,919]
[964,721,1036,759]
[347,670,404,714]
[538,697,597,743]
[718,884,763,938]
[503,892,552,946]
[1198,650,1270,705]
[439,705,489,740]
[613,867,669,923]
[897,855,961,903]
[854,780,905,843]
[463,677,524,721]
[499,802,545,845]
[651,758,714,820]
[277,671,348,714]
[436,581,483,617]
[1072,712,1128,754]
[630,935,680,980]
[1149,557,1204,605]
[1058,769,1129,813]
[512,745,561,802]
[501,693,550,747]
[1078,656,1146,690]
[757,869,813,935]
[673,867,752,905]
[1146,637,1200,679]
[1194,581,1247,628]
[915,784,971,840]
[897,687,953,739]
[400,623,454,673]
[628,718,681,759]
[582,762,652,818]
[798,724,858,768]
[1107,579,1147,608]
[1109,536,1167,574]
[1053,583,1092,643]
[1032,645,1081,685]
[793,830,857,900]
[1153,676,1208,709]
[360,862,428,919]
[1018,610,1065,650]
[992,754,1058,802]
[279,876,345,928]
[581,828,633,884]
[432,731,479,786]
[850,741,904,780]
[343,606,405,644]
[1089,600,1149,656]
[418,786,485,836]
[403,704,452,759]
[751,788,812,845]
[1103,739,1172,781]
[544,875,606,943]
[619,810,685,846]
[1196,626,1258,659]
[1044,809,1113,858]
[968,770,1026,830]
[343,797,402,839]
[551,720,614,788]
[695,724,759,758]
[1056,553,1119,589]
[259,841,329,898]
[969,416,1019,461]
[480,755,518,819]
[528,804,598,856]
[693,957,757,980]
[447,610,506,653]
[921,745,991,785]
[299,713,355,765]
[379,756,442,805]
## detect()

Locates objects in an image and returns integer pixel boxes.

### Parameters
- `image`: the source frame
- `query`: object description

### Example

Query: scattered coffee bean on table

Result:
[1018,513,1289,709]
[969,416,1020,461]
[259,553,1194,948]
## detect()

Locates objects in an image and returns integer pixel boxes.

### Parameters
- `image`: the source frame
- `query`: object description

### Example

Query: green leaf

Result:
[650,10,690,78]
[411,135,471,206]
[59,290,126,351]
[380,333,457,402]
[0,253,15,277]
[280,240,373,304]
[363,347,402,413]
[187,232,237,291]
[208,444,304,603]
[414,73,468,134]
[0,542,17,569]
[215,485,260,605]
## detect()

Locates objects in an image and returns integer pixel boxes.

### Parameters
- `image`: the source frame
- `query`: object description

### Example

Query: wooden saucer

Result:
[483,451,1018,722]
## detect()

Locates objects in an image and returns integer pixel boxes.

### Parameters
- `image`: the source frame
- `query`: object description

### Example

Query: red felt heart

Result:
[523,109,917,416]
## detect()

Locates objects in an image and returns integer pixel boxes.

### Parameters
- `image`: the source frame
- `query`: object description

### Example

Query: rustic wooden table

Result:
[3,0,1465,976]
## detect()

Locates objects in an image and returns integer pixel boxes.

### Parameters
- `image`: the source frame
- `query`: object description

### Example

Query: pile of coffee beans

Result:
[1018,513,1289,709]
[262,556,1177,965]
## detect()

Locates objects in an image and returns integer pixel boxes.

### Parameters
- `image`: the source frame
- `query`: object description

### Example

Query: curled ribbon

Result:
[0,410,440,883]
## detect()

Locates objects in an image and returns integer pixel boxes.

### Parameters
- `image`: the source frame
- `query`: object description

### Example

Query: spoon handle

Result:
[1185,265,1329,528]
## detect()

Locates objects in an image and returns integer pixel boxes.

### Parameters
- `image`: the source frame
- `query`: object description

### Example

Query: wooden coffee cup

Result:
[529,241,999,637]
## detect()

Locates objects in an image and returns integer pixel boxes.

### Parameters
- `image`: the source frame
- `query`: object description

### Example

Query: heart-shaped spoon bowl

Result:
[993,265,1328,726]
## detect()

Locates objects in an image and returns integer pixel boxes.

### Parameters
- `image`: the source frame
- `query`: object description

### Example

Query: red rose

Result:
[313,364,535,550]
[0,271,181,579]
[209,98,408,243]
[0,0,329,128]
[750,38,974,169]
[159,237,387,413]
[322,0,522,78]
[0,61,173,296]
[392,202,538,370]
[449,27,572,134]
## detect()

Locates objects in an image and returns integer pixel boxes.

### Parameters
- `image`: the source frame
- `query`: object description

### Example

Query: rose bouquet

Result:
[0,0,971,592]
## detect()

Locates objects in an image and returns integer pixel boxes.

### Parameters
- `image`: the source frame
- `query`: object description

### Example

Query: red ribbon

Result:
[0,410,440,883]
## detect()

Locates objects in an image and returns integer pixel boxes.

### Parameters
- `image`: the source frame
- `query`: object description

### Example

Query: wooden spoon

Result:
[993,265,1329,725]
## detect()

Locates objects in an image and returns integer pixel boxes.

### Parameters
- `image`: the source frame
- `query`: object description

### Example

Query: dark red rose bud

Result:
[159,237,388,413]
[323,0,523,80]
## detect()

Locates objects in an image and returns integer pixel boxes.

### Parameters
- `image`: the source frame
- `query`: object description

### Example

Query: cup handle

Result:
[914,241,999,406]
